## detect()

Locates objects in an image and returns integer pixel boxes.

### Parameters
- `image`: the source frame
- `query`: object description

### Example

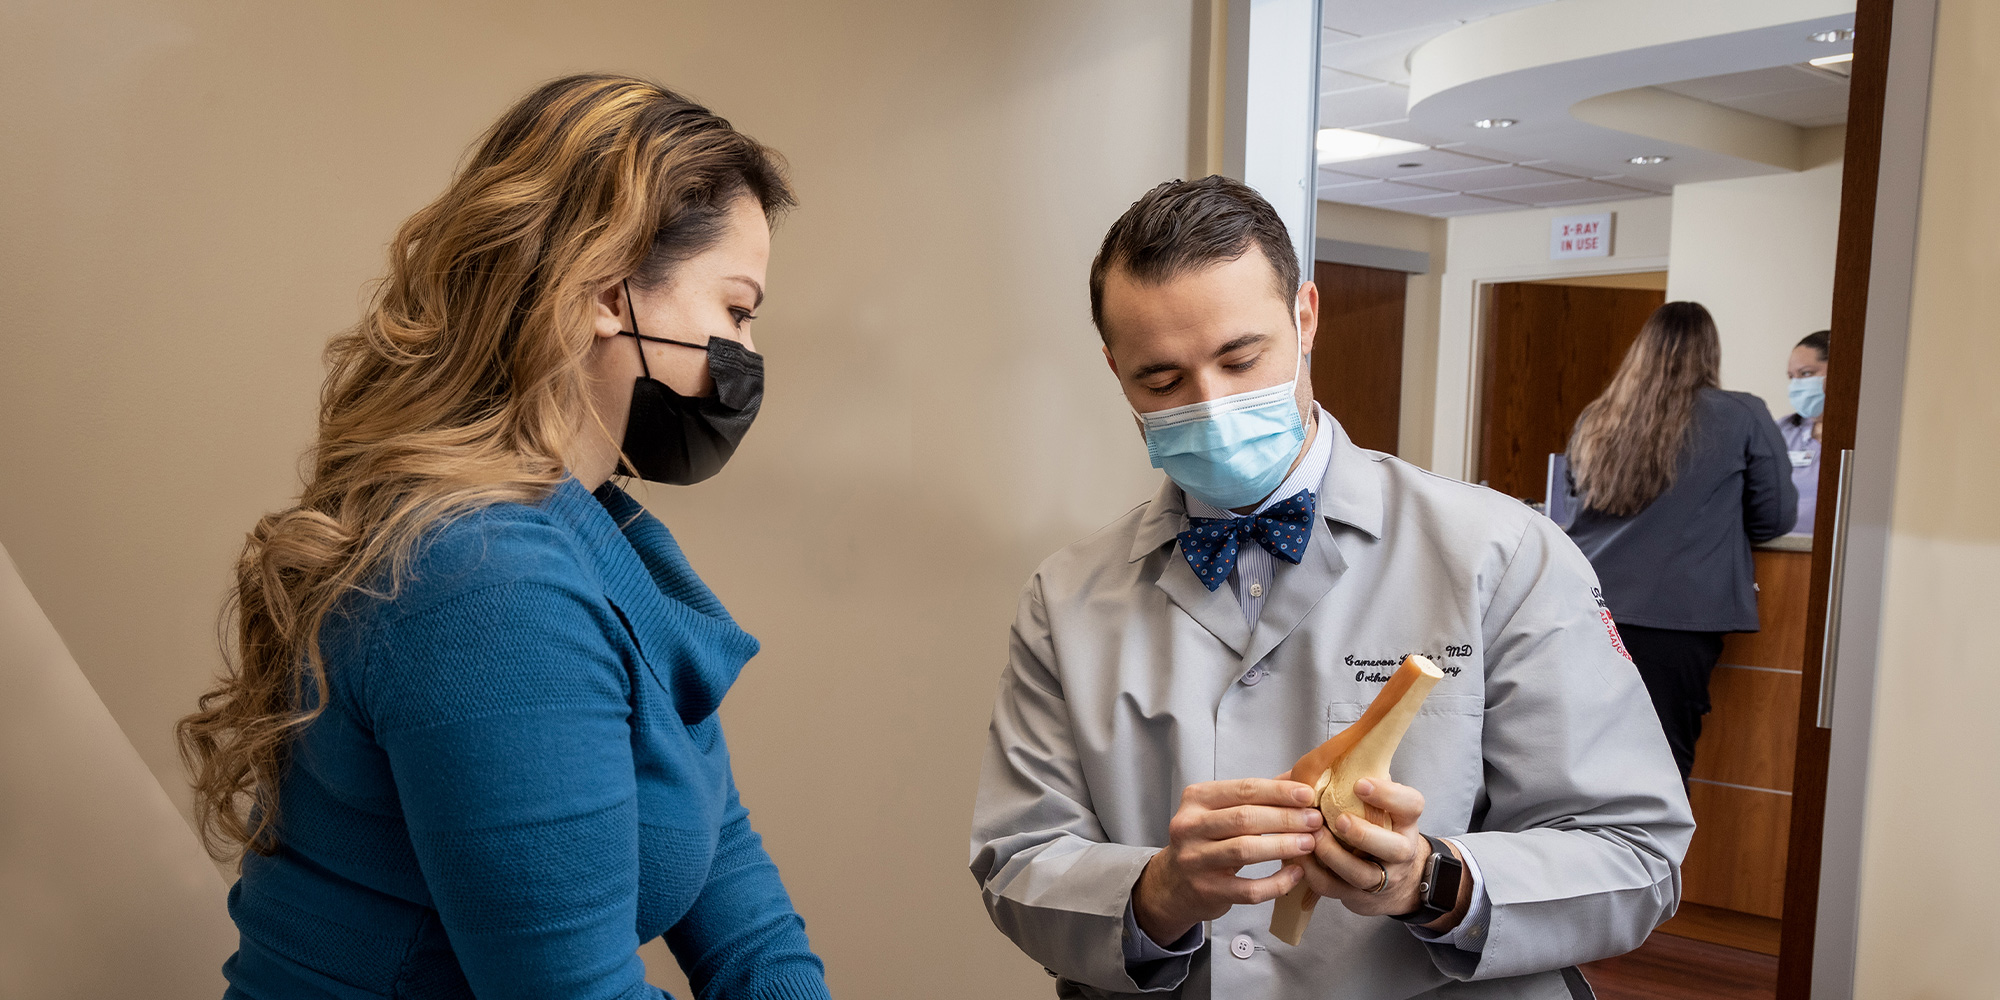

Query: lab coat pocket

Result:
[1321,692,1484,737]
[1322,693,1486,830]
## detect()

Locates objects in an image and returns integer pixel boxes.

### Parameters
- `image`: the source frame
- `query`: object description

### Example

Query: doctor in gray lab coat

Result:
[969,177,1694,1000]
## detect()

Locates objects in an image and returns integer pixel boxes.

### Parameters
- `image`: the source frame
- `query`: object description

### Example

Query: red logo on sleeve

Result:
[1600,609,1633,662]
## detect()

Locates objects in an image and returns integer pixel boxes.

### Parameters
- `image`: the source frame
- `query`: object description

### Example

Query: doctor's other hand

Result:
[1298,777,1467,930]
[1132,778,1324,945]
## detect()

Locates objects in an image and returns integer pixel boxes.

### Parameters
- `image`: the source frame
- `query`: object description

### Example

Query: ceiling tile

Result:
[1718,87,1850,127]
[1315,179,1451,205]
[1318,25,1449,84]
[1435,141,1535,162]
[1319,0,1555,39]
[1482,178,1655,206]
[1652,64,1849,128]
[1346,118,1460,147]
[1363,191,1521,217]
[1319,83,1411,128]
[1320,66,1389,94]
[1324,146,1504,179]
[1316,167,1377,183]
[1433,163,1579,190]
[1658,65,1829,103]
[1518,158,1622,179]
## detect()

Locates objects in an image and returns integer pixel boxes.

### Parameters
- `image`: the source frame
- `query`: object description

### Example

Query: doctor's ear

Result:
[592,281,630,341]
[1102,344,1121,378]
[1296,281,1320,355]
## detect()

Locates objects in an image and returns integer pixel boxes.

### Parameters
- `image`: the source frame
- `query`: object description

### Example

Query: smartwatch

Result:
[1389,834,1463,925]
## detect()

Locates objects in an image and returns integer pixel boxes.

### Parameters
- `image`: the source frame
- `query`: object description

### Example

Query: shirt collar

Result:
[1129,404,1384,562]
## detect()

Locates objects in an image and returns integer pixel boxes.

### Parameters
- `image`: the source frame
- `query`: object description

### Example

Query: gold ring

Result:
[1368,861,1389,894]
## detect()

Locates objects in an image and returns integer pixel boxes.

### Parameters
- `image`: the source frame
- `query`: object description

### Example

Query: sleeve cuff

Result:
[1404,837,1490,953]
[1122,898,1205,962]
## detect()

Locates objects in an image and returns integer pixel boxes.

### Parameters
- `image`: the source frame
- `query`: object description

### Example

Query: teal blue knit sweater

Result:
[221,479,830,1000]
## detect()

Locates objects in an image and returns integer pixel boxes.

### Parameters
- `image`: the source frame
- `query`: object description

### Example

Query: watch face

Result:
[1428,854,1461,906]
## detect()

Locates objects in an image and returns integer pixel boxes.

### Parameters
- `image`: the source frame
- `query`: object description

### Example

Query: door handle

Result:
[1817,448,1856,730]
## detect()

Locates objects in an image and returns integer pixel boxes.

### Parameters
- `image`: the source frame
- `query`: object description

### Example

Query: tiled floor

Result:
[1580,931,1778,1000]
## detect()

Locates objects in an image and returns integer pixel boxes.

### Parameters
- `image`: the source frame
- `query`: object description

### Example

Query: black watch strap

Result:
[1389,834,1463,925]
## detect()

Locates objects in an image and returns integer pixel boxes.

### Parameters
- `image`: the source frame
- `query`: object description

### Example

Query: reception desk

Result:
[1660,535,1812,955]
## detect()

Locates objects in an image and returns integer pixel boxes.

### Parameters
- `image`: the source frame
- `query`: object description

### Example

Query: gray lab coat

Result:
[970,421,1694,999]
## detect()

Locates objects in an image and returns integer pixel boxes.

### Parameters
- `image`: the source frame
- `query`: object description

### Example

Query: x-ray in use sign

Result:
[1550,213,1613,259]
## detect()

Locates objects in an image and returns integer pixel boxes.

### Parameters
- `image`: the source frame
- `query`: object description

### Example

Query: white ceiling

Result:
[1317,0,1853,217]
[1656,64,1850,129]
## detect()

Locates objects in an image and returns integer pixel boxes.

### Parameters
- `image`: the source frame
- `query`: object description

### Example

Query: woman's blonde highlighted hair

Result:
[1569,301,1722,517]
[177,74,793,863]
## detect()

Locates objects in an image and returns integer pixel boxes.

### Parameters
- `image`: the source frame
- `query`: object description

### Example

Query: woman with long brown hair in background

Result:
[176,75,831,999]
[1564,301,1796,782]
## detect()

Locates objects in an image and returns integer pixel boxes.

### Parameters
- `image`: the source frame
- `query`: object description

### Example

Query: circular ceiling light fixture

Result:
[1627,155,1669,165]
[1808,28,1855,43]
[1472,118,1517,129]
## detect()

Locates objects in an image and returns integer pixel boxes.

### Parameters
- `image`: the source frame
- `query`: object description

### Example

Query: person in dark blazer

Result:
[1564,301,1797,781]
[176,76,830,999]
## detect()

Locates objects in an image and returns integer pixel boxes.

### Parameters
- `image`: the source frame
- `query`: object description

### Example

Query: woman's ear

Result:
[592,281,629,341]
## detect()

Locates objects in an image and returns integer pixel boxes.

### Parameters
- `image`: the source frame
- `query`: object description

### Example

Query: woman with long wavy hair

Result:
[177,74,829,1000]
[1563,301,1796,782]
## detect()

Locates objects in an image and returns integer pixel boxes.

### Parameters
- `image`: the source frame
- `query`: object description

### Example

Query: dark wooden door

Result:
[1311,261,1405,454]
[1778,0,1892,993]
[1476,282,1664,501]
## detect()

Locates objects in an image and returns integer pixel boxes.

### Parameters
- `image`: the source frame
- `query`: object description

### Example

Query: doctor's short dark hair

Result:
[1088,175,1300,342]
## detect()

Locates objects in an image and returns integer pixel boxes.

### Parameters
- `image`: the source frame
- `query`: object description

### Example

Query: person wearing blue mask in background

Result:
[969,177,1691,1000]
[1780,330,1830,534]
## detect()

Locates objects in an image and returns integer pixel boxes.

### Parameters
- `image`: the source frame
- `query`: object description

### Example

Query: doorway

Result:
[1311,260,1406,455]
[1478,268,1801,997]
[1473,273,1666,502]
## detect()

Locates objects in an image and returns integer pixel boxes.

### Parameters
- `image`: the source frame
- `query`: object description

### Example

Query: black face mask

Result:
[615,280,764,485]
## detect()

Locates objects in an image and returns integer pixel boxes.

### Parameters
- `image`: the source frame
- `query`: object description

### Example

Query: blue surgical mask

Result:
[1135,308,1308,510]
[1788,375,1825,419]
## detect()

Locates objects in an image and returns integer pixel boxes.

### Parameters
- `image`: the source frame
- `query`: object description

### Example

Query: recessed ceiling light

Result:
[1472,118,1517,129]
[1809,52,1856,68]
[1627,155,1669,165]
[1808,28,1855,43]
[1315,128,1426,164]
[1396,162,1422,169]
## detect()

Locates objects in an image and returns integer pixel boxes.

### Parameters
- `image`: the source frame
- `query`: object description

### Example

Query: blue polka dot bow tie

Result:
[1175,490,1316,591]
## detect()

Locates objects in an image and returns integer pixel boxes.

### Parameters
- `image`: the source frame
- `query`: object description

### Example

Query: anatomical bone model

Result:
[1269,654,1444,946]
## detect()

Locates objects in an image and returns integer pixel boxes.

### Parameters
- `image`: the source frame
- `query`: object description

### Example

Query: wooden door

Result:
[1310,261,1404,455]
[1476,282,1663,501]
[1778,0,1893,992]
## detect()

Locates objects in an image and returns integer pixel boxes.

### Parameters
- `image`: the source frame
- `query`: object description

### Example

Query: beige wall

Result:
[0,2,1197,996]
[1429,195,1674,478]
[1315,199,1448,469]
[1851,0,2000,993]
[1666,130,1846,419]
[0,542,237,998]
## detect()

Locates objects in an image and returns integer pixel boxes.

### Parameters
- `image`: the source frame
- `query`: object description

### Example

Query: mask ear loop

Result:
[622,279,654,381]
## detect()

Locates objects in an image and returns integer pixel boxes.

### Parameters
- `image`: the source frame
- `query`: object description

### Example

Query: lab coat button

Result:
[1240,666,1264,686]
[1230,933,1256,959]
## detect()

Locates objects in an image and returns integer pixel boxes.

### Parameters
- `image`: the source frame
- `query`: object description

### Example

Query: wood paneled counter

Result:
[1663,538,1811,954]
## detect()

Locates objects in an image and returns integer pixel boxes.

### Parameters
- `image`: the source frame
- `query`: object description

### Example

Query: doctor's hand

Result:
[1296,777,1467,931]
[1132,779,1324,946]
